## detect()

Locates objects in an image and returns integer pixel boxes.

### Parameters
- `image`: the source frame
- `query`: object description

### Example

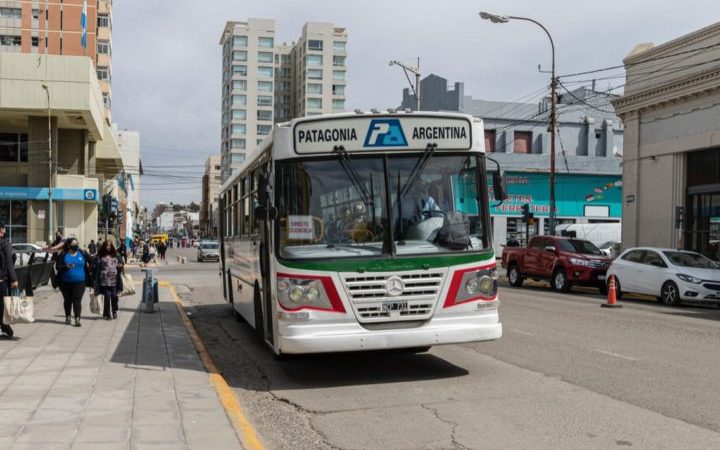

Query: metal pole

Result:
[416,57,421,111]
[42,85,53,243]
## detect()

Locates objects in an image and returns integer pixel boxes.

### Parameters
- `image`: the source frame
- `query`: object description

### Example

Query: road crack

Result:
[421,403,471,450]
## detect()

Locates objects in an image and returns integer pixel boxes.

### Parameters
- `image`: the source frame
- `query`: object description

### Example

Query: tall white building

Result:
[219,19,348,182]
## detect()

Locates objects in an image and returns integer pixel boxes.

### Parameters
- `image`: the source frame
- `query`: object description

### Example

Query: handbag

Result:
[89,293,104,315]
[3,288,35,324]
[120,272,135,296]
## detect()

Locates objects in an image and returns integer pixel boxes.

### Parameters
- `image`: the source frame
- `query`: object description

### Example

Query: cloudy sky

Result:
[111,0,720,206]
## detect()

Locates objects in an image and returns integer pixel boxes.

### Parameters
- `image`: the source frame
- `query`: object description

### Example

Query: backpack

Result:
[436,211,470,250]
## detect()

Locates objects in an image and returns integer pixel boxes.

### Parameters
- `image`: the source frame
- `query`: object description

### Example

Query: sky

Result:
[111,0,720,207]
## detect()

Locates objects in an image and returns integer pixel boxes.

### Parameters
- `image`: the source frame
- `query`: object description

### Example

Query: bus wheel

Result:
[253,284,265,342]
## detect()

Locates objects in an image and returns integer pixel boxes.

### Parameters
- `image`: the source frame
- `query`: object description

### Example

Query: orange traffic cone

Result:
[601,275,623,308]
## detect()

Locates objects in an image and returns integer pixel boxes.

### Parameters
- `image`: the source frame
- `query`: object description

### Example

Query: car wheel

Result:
[508,264,524,288]
[661,281,681,306]
[552,269,571,293]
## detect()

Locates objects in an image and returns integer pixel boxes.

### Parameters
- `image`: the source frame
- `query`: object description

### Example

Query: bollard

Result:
[141,268,159,312]
[601,275,622,308]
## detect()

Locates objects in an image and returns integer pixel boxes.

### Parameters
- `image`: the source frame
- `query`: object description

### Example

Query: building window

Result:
[279,67,291,77]
[308,39,323,50]
[102,93,111,109]
[232,79,247,91]
[97,40,110,54]
[332,84,345,96]
[232,109,246,120]
[281,54,291,64]
[257,81,273,92]
[231,154,245,164]
[233,51,247,61]
[97,14,110,28]
[31,36,39,47]
[0,7,21,19]
[257,66,273,78]
[307,54,323,66]
[333,41,346,52]
[332,70,345,81]
[232,95,247,106]
[333,55,345,66]
[0,133,28,163]
[96,67,110,81]
[258,37,273,48]
[258,52,273,63]
[31,8,40,19]
[257,96,272,106]
[257,125,272,135]
[332,99,344,111]
[307,69,322,80]
[232,124,246,135]
[307,83,322,95]
[513,131,532,154]
[0,35,21,46]
[233,65,247,76]
[233,35,247,47]
[307,98,322,109]
[257,110,272,121]
[231,139,246,149]
[484,130,496,152]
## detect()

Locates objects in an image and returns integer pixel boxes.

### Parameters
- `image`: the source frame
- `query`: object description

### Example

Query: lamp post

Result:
[479,11,558,235]
[389,58,421,111]
[41,83,54,243]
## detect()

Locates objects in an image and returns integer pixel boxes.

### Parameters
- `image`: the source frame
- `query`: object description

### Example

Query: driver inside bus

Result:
[412,180,441,222]
[342,202,374,242]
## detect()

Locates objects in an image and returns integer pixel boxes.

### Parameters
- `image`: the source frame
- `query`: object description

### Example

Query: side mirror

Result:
[544,246,556,253]
[254,205,278,221]
[492,171,507,201]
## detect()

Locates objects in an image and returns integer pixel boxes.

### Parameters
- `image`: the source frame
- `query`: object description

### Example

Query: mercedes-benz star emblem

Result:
[385,276,404,297]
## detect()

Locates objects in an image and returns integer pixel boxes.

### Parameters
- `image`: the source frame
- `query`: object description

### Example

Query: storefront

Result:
[684,148,720,260]
[487,171,622,253]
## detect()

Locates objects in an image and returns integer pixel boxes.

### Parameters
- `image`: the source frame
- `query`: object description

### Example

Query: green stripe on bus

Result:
[279,251,496,272]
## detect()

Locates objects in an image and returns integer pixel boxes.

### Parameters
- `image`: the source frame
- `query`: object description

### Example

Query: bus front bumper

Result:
[277,315,502,354]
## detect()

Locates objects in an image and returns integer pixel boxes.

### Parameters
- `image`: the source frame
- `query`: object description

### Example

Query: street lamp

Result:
[389,59,421,111]
[41,83,54,243]
[479,11,558,235]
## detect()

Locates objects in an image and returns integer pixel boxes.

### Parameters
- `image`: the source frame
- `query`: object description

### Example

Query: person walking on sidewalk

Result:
[56,238,91,327]
[94,241,123,320]
[0,223,18,338]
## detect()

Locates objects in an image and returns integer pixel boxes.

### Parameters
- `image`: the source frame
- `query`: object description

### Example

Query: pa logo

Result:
[84,189,96,201]
[364,119,408,147]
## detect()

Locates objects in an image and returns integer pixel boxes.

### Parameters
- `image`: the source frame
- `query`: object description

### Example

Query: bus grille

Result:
[340,270,446,323]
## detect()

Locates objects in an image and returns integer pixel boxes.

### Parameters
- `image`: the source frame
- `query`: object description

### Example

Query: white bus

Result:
[219,111,504,355]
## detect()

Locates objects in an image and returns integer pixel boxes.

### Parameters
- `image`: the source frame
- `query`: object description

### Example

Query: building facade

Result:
[112,125,141,247]
[613,22,720,260]
[218,18,347,182]
[201,154,221,238]
[400,74,624,254]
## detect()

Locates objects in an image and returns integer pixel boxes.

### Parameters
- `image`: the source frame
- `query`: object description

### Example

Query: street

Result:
[162,247,720,450]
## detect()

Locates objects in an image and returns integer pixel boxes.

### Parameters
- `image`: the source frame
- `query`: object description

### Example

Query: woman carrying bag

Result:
[94,241,123,320]
[55,238,91,327]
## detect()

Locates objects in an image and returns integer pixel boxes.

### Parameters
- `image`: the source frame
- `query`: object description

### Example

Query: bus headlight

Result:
[465,277,480,294]
[276,274,346,313]
[445,265,498,308]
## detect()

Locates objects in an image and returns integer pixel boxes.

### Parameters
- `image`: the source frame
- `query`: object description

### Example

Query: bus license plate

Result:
[382,301,407,312]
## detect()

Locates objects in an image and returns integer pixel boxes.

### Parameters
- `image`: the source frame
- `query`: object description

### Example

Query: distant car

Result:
[607,248,720,306]
[598,241,622,258]
[192,240,200,248]
[11,243,48,266]
[197,241,220,262]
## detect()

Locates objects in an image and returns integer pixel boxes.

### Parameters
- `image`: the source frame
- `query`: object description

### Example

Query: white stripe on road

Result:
[594,349,639,362]
[507,328,537,337]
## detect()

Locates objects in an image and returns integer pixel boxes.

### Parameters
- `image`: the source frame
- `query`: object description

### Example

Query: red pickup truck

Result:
[501,236,611,294]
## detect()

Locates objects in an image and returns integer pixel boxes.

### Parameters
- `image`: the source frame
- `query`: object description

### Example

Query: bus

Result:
[150,233,169,245]
[219,111,504,355]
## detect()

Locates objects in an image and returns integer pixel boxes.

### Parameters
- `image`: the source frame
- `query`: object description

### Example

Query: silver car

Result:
[197,241,220,262]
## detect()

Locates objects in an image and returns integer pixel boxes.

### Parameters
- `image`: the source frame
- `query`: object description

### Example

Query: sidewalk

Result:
[0,271,243,450]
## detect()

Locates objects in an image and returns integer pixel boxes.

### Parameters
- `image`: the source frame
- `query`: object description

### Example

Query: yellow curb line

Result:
[159,280,265,450]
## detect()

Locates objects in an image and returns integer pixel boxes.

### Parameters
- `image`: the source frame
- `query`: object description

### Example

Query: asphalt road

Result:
[160,248,720,450]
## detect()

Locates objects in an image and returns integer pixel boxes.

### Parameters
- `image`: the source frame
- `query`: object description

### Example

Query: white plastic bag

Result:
[89,293,103,315]
[120,272,135,296]
[3,290,34,324]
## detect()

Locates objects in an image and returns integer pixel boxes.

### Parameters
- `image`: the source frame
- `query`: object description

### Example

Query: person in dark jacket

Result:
[94,241,123,320]
[87,239,97,257]
[55,238,90,327]
[0,223,18,338]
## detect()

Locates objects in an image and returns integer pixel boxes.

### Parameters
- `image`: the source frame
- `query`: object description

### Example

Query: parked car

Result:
[598,241,622,258]
[11,243,48,267]
[197,241,220,262]
[607,248,720,306]
[502,236,612,294]
[555,223,621,246]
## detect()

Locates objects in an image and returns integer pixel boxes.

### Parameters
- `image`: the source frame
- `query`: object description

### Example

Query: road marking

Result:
[595,349,639,362]
[507,328,537,337]
[161,280,265,450]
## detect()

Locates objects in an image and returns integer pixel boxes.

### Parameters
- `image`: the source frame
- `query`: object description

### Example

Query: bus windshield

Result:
[275,153,488,260]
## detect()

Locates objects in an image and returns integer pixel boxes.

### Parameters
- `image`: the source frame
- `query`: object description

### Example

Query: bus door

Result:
[256,166,274,345]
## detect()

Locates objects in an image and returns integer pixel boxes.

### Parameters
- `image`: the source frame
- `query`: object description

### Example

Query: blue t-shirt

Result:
[62,252,86,284]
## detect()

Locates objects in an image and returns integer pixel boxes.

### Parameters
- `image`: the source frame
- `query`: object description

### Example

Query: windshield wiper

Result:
[333,145,373,208]
[399,143,437,200]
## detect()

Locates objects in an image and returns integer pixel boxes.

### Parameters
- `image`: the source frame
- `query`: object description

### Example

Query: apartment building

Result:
[219,18,348,181]
[201,154,221,237]
[0,0,114,121]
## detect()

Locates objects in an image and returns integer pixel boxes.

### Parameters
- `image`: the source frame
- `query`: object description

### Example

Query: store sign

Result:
[0,187,99,202]
[293,115,473,153]
[487,172,623,218]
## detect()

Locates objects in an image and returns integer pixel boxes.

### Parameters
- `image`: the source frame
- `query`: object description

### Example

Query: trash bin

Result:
[141,268,159,312]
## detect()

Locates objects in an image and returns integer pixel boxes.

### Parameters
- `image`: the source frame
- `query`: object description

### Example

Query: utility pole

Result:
[389,58,421,111]
[42,84,53,243]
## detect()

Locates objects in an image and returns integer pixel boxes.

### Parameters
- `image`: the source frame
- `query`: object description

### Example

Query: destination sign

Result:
[293,115,474,153]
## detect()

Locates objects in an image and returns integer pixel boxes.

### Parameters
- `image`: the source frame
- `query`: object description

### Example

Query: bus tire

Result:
[253,283,265,342]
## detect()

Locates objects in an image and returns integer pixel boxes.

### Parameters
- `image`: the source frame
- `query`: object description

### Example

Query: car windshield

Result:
[663,251,719,269]
[558,239,603,255]
[275,154,488,260]
[201,243,219,249]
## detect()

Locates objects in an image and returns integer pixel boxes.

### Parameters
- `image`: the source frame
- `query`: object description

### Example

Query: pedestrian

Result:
[55,238,90,327]
[141,240,151,265]
[0,223,18,338]
[88,239,97,257]
[94,241,123,320]
[158,241,166,261]
[118,242,128,265]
